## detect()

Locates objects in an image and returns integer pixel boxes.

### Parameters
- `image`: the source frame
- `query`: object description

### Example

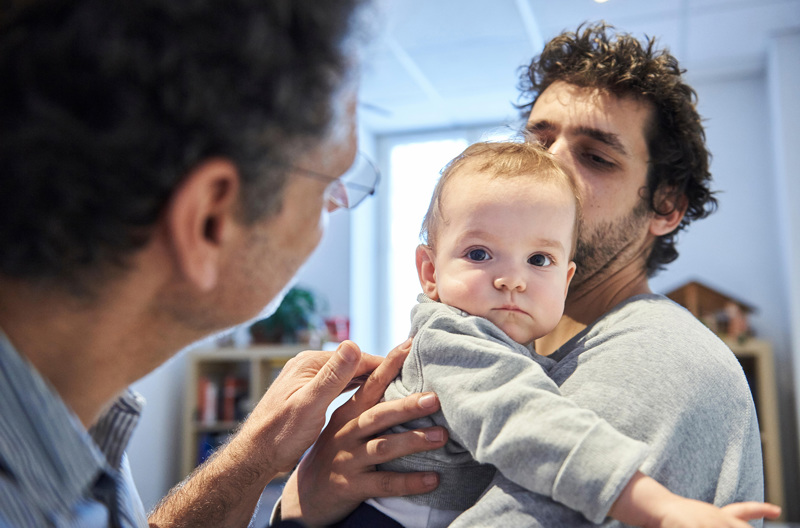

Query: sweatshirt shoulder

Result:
[584,294,742,371]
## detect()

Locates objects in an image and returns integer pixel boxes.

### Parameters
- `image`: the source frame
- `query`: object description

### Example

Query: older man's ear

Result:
[164,158,241,291]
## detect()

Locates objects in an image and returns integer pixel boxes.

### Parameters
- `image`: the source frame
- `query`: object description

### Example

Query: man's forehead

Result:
[527,82,653,156]
[530,82,648,120]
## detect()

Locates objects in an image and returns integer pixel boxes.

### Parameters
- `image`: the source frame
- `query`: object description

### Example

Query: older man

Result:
[0,2,447,527]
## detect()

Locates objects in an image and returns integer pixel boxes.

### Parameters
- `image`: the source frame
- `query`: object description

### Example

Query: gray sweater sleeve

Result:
[397,299,649,523]
[450,294,764,527]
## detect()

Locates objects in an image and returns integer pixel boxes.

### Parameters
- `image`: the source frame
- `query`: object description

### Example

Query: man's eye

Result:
[467,249,490,261]
[528,254,552,267]
[585,152,614,168]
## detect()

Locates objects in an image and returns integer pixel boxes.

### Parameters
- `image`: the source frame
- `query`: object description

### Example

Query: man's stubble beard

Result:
[161,226,301,337]
[571,199,651,287]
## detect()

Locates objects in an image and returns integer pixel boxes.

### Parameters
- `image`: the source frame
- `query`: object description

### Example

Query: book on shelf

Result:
[222,374,249,422]
[196,431,231,465]
[197,376,218,425]
[197,374,250,425]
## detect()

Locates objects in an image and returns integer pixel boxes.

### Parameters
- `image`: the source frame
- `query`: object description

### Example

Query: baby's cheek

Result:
[438,277,485,316]
[538,293,566,333]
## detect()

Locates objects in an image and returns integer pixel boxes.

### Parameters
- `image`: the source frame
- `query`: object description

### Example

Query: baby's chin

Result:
[488,316,541,346]
[504,330,538,347]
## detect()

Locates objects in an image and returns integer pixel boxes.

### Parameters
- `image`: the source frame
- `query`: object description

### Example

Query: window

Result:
[383,136,469,348]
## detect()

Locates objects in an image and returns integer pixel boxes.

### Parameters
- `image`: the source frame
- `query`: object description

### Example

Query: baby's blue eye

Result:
[529,254,552,267]
[467,249,490,261]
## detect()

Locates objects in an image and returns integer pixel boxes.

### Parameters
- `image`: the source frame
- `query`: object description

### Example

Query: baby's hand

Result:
[610,471,781,528]
[654,498,781,528]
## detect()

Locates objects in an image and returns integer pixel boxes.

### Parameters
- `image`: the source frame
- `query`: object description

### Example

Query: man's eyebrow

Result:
[526,120,629,158]
[575,126,629,157]
[525,120,553,133]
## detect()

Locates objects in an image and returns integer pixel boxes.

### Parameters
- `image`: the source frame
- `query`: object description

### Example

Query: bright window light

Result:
[385,138,469,347]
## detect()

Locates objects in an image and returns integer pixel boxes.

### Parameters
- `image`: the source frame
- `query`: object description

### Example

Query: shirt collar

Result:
[0,330,141,514]
[89,389,144,469]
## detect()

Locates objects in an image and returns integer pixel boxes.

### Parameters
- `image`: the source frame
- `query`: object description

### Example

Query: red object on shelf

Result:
[222,375,236,422]
[198,376,218,425]
[221,375,248,422]
[325,317,350,342]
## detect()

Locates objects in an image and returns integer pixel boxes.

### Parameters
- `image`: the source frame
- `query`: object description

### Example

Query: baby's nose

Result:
[493,274,526,292]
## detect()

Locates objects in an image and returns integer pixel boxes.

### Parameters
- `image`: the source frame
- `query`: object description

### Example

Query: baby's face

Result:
[427,171,576,345]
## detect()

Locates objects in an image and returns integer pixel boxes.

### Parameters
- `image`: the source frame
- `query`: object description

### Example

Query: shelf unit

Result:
[181,345,306,477]
[725,337,785,516]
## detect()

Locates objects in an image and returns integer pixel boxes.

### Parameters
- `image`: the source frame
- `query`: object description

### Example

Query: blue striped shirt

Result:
[0,331,149,527]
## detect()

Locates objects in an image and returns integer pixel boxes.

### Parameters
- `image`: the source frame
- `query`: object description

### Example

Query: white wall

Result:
[768,30,800,515]
[650,63,800,514]
[651,73,788,351]
[127,350,188,512]
[349,126,381,355]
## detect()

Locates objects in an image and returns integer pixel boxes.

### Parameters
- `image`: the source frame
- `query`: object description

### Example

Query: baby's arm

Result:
[413,312,773,525]
[412,314,645,521]
[449,471,779,527]
[610,471,781,527]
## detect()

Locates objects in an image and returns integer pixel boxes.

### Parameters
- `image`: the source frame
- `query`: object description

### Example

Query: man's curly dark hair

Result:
[0,0,365,289]
[518,22,717,277]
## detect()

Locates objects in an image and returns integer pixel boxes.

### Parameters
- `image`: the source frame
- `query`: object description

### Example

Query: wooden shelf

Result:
[724,337,785,516]
[181,345,306,477]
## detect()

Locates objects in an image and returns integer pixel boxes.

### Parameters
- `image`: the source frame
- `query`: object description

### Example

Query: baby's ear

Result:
[565,261,577,297]
[415,245,439,300]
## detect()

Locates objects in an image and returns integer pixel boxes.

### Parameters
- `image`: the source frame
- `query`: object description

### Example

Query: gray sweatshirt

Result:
[376,294,651,524]
[450,294,764,527]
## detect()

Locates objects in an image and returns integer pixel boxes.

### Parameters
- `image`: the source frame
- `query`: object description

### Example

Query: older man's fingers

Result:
[351,339,413,409]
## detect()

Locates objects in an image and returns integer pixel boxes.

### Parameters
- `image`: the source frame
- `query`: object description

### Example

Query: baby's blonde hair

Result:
[420,141,582,257]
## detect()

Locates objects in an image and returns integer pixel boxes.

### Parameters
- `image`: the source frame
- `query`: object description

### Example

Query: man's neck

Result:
[535,262,652,357]
[0,273,183,428]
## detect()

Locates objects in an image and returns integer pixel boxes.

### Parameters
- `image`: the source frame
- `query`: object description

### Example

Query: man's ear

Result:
[564,261,577,297]
[415,245,439,301]
[165,158,241,291]
[650,190,688,237]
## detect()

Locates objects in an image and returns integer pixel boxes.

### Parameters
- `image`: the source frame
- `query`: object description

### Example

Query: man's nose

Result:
[546,138,585,192]
[547,137,571,164]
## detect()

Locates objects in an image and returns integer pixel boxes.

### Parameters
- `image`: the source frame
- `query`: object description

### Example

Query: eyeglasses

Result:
[293,152,380,211]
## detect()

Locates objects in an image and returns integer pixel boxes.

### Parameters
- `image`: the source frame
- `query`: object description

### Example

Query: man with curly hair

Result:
[280,23,770,527]
[452,21,767,525]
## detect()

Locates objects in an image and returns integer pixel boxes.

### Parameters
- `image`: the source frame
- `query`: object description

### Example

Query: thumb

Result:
[303,340,361,405]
